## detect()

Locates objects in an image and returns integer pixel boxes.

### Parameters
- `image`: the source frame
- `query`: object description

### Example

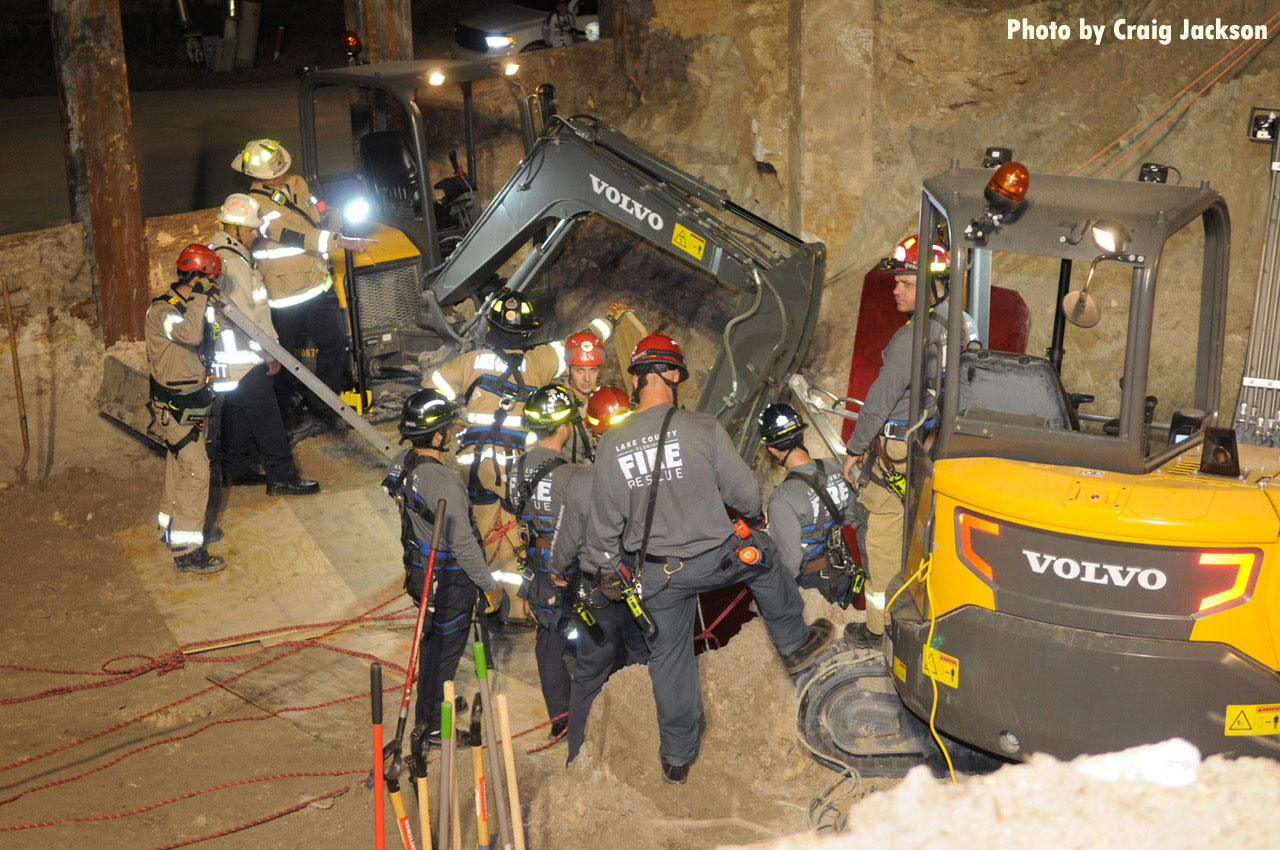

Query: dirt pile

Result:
[726,739,1280,850]
[523,591,865,849]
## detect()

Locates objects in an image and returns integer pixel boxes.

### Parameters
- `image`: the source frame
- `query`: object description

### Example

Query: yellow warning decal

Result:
[892,656,907,683]
[1224,703,1280,736]
[922,646,959,689]
[672,223,706,261]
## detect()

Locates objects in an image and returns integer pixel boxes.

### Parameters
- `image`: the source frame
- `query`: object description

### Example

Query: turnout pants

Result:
[220,364,297,483]
[415,568,479,729]
[566,582,650,762]
[858,439,907,634]
[471,460,521,578]
[640,536,809,766]
[269,290,347,415]
[151,403,211,556]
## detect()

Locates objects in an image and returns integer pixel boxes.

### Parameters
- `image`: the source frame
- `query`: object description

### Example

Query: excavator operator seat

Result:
[359,130,420,217]
[955,349,1079,431]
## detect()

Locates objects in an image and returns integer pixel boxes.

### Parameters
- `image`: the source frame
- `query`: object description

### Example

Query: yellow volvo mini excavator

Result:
[798,154,1280,775]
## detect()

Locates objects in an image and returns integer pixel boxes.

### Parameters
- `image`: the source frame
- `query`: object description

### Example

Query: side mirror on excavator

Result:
[1062,255,1105,328]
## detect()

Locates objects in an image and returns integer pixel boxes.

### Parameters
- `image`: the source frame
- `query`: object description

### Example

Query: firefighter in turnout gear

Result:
[426,289,624,598]
[232,139,370,428]
[760,403,867,629]
[841,234,973,637]
[585,333,835,784]
[551,383,648,762]
[208,193,319,496]
[506,383,582,740]
[382,389,504,736]
[145,244,226,574]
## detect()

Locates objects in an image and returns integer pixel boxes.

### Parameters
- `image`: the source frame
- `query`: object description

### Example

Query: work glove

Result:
[191,275,220,298]
[606,300,632,326]
[483,585,506,615]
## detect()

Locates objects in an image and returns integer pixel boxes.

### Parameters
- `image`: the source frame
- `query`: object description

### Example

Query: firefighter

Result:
[562,330,606,463]
[506,383,583,739]
[545,0,583,47]
[231,139,370,430]
[840,235,968,638]
[145,244,226,574]
[551,383,647,763]
[425,291,629,598]
[208,193,319,496]
[585,333,835,784]
[382,389,505,738]
[760,403,866,624]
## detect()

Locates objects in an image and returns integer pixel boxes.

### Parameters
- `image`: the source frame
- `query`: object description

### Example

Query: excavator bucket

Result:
[95,355,162,449]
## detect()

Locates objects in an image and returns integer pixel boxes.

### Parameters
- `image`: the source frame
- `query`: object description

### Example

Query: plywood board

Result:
[208,648,382,750]
[117,498,359,647]
[282,485,405,612]
[609,310,648,373]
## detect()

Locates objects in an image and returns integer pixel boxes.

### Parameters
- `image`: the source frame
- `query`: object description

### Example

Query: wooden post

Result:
[49,0,149,346]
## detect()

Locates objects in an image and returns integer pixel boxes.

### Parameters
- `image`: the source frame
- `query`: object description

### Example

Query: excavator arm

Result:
[420,114,825,453]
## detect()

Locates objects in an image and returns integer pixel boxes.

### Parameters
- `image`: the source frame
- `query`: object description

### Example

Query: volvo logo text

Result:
[1022,549,1168,590]
[589,174,664,230]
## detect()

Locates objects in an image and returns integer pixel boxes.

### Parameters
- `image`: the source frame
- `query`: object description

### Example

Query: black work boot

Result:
[781,618,835,674]
[661,759,689,785]
[266,476,320,496]
[843,621,880,648]
[549,718,568,741]
[174,547,226,575]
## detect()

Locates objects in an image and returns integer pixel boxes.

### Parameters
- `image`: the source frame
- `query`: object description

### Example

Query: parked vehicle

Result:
[452,0,600,60]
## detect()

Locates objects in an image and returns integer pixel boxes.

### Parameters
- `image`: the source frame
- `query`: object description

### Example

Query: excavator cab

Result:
[296,59,532,387]
[798,158,1279,776]
[883,160,1279,763]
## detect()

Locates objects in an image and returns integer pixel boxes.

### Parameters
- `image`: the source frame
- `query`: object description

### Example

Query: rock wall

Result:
[560,0,1279,418]
[0,208,218,484]
[7,0,1279,480]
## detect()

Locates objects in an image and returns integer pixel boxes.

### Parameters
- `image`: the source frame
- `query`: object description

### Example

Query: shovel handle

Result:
[372,663,386,850]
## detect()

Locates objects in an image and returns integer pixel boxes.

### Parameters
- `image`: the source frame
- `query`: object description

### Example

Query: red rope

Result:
[0,771,365,833]
[522,712,568,754]
[0,685,400,808]
[142,785,352,850]
[0,593,405,772]
[693,587,749,648]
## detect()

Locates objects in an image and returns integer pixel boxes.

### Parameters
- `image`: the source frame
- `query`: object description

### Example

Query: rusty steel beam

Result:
[344,0,413,64]
[49,0,148,346]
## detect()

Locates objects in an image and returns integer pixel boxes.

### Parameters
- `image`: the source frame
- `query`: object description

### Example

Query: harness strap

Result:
[635,406,678,586]
[464,349,528,504]
[165,424,203,455]
[249,186,320,229]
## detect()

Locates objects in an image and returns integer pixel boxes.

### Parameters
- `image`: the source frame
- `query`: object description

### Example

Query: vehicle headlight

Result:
[485,34,514,49]
[343,197,371,225]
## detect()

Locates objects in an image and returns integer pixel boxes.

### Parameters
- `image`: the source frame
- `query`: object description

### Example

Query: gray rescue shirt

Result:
[585,403,761,571]
[550,465,595,577]
[847,305,977,457]
[383,448,498,593]
[766,458,854,578]
[506,445,578,546]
